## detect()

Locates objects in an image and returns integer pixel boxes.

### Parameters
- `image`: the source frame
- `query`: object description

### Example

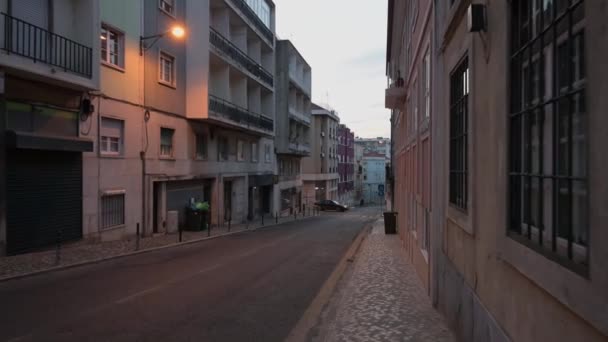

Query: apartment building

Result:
[301,103,339,205]
[274,39,311,215]
[386,0,433,293]
[0,0,100,255]
[0,0,279,255]
[354,137,390,159]
[337,124,354,205]
[386,0,608,341]
[360,152,386,205]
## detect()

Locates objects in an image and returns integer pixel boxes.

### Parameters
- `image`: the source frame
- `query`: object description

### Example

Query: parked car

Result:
[314,200,348,212]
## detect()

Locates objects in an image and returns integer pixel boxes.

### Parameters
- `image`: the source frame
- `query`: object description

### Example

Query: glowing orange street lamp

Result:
[140,25,186,55]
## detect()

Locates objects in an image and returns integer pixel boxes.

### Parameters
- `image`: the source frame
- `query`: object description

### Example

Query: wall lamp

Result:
[140,25,186,55]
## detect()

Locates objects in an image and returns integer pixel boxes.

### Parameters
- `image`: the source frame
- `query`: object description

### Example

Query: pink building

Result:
[337,124,355,204]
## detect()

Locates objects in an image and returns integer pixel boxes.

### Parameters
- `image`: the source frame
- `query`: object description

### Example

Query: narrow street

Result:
[0,207,380,342]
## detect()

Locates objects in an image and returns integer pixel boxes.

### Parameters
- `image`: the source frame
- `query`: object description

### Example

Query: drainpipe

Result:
[0,71,6,256]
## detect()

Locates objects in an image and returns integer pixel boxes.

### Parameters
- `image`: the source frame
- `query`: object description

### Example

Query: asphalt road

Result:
[0,207,381,342]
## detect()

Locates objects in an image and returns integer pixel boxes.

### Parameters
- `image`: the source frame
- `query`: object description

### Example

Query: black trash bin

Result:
[185,208,208,231]
[383,212,397,234]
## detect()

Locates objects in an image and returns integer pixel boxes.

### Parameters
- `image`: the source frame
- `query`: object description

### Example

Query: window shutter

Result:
[101,118,123,138]
[12,0,49,29]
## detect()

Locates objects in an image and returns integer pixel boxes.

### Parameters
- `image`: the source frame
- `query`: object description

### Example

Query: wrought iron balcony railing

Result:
[1,12,93,78]
[209,94,273,133]
[210,28,273,88]
[228,0,274,43]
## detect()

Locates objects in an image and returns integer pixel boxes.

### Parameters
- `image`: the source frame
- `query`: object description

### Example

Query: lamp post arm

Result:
[139,32,168,55]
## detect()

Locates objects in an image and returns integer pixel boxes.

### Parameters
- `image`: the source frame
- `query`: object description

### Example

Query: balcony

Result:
[209,95,273,135]
[210,28,273,88]
[288,141,311,156]
[385,81,406,109]
[0,12,93,78]
[227,0,274,43]
[288,107,311,126]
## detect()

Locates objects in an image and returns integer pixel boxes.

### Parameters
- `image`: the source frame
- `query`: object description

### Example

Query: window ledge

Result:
[498,234,608,336]
[100,153,125,159]
[447,204,473,235]
[158,81,177,89]
[100,224,126,232]
[101,61,125,73]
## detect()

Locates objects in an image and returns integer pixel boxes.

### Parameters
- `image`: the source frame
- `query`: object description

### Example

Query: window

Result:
[160,127,174,157]
[449,57,469,210]
[159,52,175,87]
[101,25,123,68]
[159,0,175,16]
[218,136,229,161]
[264,144,271,163]
[251,142,259,162]
[508,0,587,270]
[195,133,208,160]
[237,140,245,161]
[101,192,125,229]
[423,49,431,119]
[100,117,124,155]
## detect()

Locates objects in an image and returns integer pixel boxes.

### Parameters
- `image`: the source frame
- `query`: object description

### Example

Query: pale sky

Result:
[274,0,390,139]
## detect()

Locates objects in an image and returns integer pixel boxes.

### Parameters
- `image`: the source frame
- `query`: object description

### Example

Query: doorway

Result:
[224,180,232,222]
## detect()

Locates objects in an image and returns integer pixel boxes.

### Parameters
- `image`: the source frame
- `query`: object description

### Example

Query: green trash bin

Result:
[383,212,397,234]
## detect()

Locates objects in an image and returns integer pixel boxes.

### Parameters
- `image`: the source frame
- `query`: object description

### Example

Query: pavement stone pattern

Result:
[0,213,316,279]
[326,220,455,342]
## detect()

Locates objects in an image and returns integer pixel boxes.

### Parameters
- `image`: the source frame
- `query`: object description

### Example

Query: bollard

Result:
[294,210,297,220]
[228,218,231,232]
[275,213,278,224]
[55,228,62,265]
[261,213,264,226]
[136,223,140,251]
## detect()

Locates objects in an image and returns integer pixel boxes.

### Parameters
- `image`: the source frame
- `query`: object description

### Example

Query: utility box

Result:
[167,211,179,234]
[383,212,397,234]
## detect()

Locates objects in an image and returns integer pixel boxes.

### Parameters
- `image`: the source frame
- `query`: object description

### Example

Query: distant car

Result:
[315,200,348,212]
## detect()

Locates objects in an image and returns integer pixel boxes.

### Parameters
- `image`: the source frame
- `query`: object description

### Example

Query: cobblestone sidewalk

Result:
[0,212,316,280]
[324,219,455,342]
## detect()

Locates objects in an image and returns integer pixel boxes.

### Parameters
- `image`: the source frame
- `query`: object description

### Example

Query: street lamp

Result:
[140,25,186,55]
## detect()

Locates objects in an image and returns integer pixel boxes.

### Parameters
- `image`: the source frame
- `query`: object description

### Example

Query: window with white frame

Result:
[100,25,123,68]
[160,127,174,157]
[159,52,175,86]
[237,140,245,161]
[195,133,208,160]
[159,0,175,16]
[101,191,125,229]
[100,117,124,155]
[251,142,259,162]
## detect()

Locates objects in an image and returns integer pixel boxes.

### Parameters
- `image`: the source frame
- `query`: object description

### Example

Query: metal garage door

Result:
[6,149,83,255]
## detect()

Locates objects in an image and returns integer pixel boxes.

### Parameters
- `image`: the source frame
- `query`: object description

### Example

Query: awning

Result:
[6,130,94,152]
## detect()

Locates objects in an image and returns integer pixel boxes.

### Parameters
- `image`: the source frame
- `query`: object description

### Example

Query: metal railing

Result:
[228,0,274,42]
[1,12,93,78]
[210,27,273,87]
[209,94,273,133]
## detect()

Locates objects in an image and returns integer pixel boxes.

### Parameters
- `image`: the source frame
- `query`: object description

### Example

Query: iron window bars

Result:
[449,57,469,210]
[508,0,587,273]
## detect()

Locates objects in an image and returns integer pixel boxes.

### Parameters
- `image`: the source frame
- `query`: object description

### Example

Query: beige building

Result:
[386,0,608,341]
[0,0,100,255]
[274,39,312,215]
[301,103,339,205]
[0,0,280,254]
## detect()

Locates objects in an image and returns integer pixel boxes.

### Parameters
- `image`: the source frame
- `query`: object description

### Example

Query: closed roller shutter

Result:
[7,149,83,255]
[11,0,49,29]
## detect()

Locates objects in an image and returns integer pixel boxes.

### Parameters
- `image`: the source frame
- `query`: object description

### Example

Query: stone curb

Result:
[284,217,376,342]
[0,215,321,284]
